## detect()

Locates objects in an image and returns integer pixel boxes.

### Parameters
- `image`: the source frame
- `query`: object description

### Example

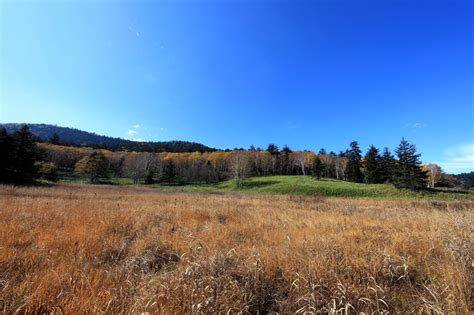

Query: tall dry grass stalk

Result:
[0,184,472,313]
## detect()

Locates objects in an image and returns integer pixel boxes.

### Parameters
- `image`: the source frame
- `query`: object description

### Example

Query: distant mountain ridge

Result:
[0,123,216,153]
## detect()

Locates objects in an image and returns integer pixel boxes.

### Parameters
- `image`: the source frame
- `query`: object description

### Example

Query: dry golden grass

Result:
[0,184,472,314]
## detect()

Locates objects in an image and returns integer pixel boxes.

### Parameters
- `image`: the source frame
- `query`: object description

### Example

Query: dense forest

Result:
[0,123,215,153]
[2,124,472,189]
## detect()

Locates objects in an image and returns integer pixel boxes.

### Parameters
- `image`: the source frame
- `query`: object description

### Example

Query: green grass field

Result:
[157,175,473,200]
[56,172,473,200]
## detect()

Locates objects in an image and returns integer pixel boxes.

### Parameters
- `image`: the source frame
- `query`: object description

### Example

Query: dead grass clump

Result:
[137,252,289,314]
[121,247,179,274]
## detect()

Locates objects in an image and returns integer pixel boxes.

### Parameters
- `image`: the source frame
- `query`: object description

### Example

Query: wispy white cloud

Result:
[403,122,427,131]
[125,137,145,142]
[125,124,147,141]
[160,127,164,131]
[434,143,474,174]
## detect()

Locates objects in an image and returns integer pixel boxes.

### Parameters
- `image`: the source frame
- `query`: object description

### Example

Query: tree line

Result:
[1,125,471,190]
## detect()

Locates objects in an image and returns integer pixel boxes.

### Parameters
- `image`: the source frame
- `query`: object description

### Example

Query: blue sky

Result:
[1,0,473,173]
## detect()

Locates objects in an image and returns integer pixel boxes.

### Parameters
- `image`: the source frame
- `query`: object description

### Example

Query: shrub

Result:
[35,161,58,182]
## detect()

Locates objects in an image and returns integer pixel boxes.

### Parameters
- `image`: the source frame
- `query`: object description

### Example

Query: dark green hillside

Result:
[0,123,215,153]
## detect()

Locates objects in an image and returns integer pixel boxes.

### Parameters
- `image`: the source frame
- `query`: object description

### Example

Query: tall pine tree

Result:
[280,145,292,175]
[393,138,427,190]
[0,128,14,182]
[266,144,279,155]
[11,125,38,183]
[312,156,325,180]
[161,159,177,183]
[379,147,396,183]
[345,141,364,182]
[364,145,382,184]
[49,132,60,145]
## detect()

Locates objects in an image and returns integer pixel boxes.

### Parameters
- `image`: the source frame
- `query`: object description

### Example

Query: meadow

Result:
[58,173,474,200]
[160,176,474,200]
[0,184,472,313]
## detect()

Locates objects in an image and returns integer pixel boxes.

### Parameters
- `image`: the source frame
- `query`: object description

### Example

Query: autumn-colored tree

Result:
[125,153,160,184]
[423,163,444,188]
[74,152,109,183]
[228,152,251,188]
[335,154,348,180]
[207,151,228,180]
[35,161,58,182]
[258,151,273,176]
[291,151,309,176]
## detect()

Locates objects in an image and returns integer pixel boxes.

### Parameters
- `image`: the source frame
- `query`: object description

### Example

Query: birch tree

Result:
[423,163,443,188]
[228,152,251,188]
[125,153,160,184]
[291,151,308,176]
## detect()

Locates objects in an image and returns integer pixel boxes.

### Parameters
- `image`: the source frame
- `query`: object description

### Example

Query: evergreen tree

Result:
[161,159,177,183]
[117,156,125,177]
[0,128,14,182]
[50,132,60,145]
[11,125,38,183]
[318,148,327,155]
[0,126,42,183]
[379,147,396,183]
[345,141,364,182]
[280,145,292,175]
[281,145,292,155]
[266,143,280,175]
[266,143,279,155]
[393,138,427,190]
[364,145,382,183]
[312,156,325,180]
[74,152,109,183]
[144,171,155,184]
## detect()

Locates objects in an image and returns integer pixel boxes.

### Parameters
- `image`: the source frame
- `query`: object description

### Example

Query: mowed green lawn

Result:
[158,175,473,200]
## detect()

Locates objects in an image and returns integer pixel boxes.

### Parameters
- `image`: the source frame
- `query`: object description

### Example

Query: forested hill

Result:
[0,123,215,153]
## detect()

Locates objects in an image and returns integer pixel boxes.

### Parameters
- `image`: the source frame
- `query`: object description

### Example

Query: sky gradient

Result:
[1,0,473,173]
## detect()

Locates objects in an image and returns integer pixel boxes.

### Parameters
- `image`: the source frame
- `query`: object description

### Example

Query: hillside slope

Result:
[1,123,215,153]
[160,176,474,200]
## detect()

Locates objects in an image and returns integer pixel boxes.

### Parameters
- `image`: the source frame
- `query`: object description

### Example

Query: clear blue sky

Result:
[1,0,473,173]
